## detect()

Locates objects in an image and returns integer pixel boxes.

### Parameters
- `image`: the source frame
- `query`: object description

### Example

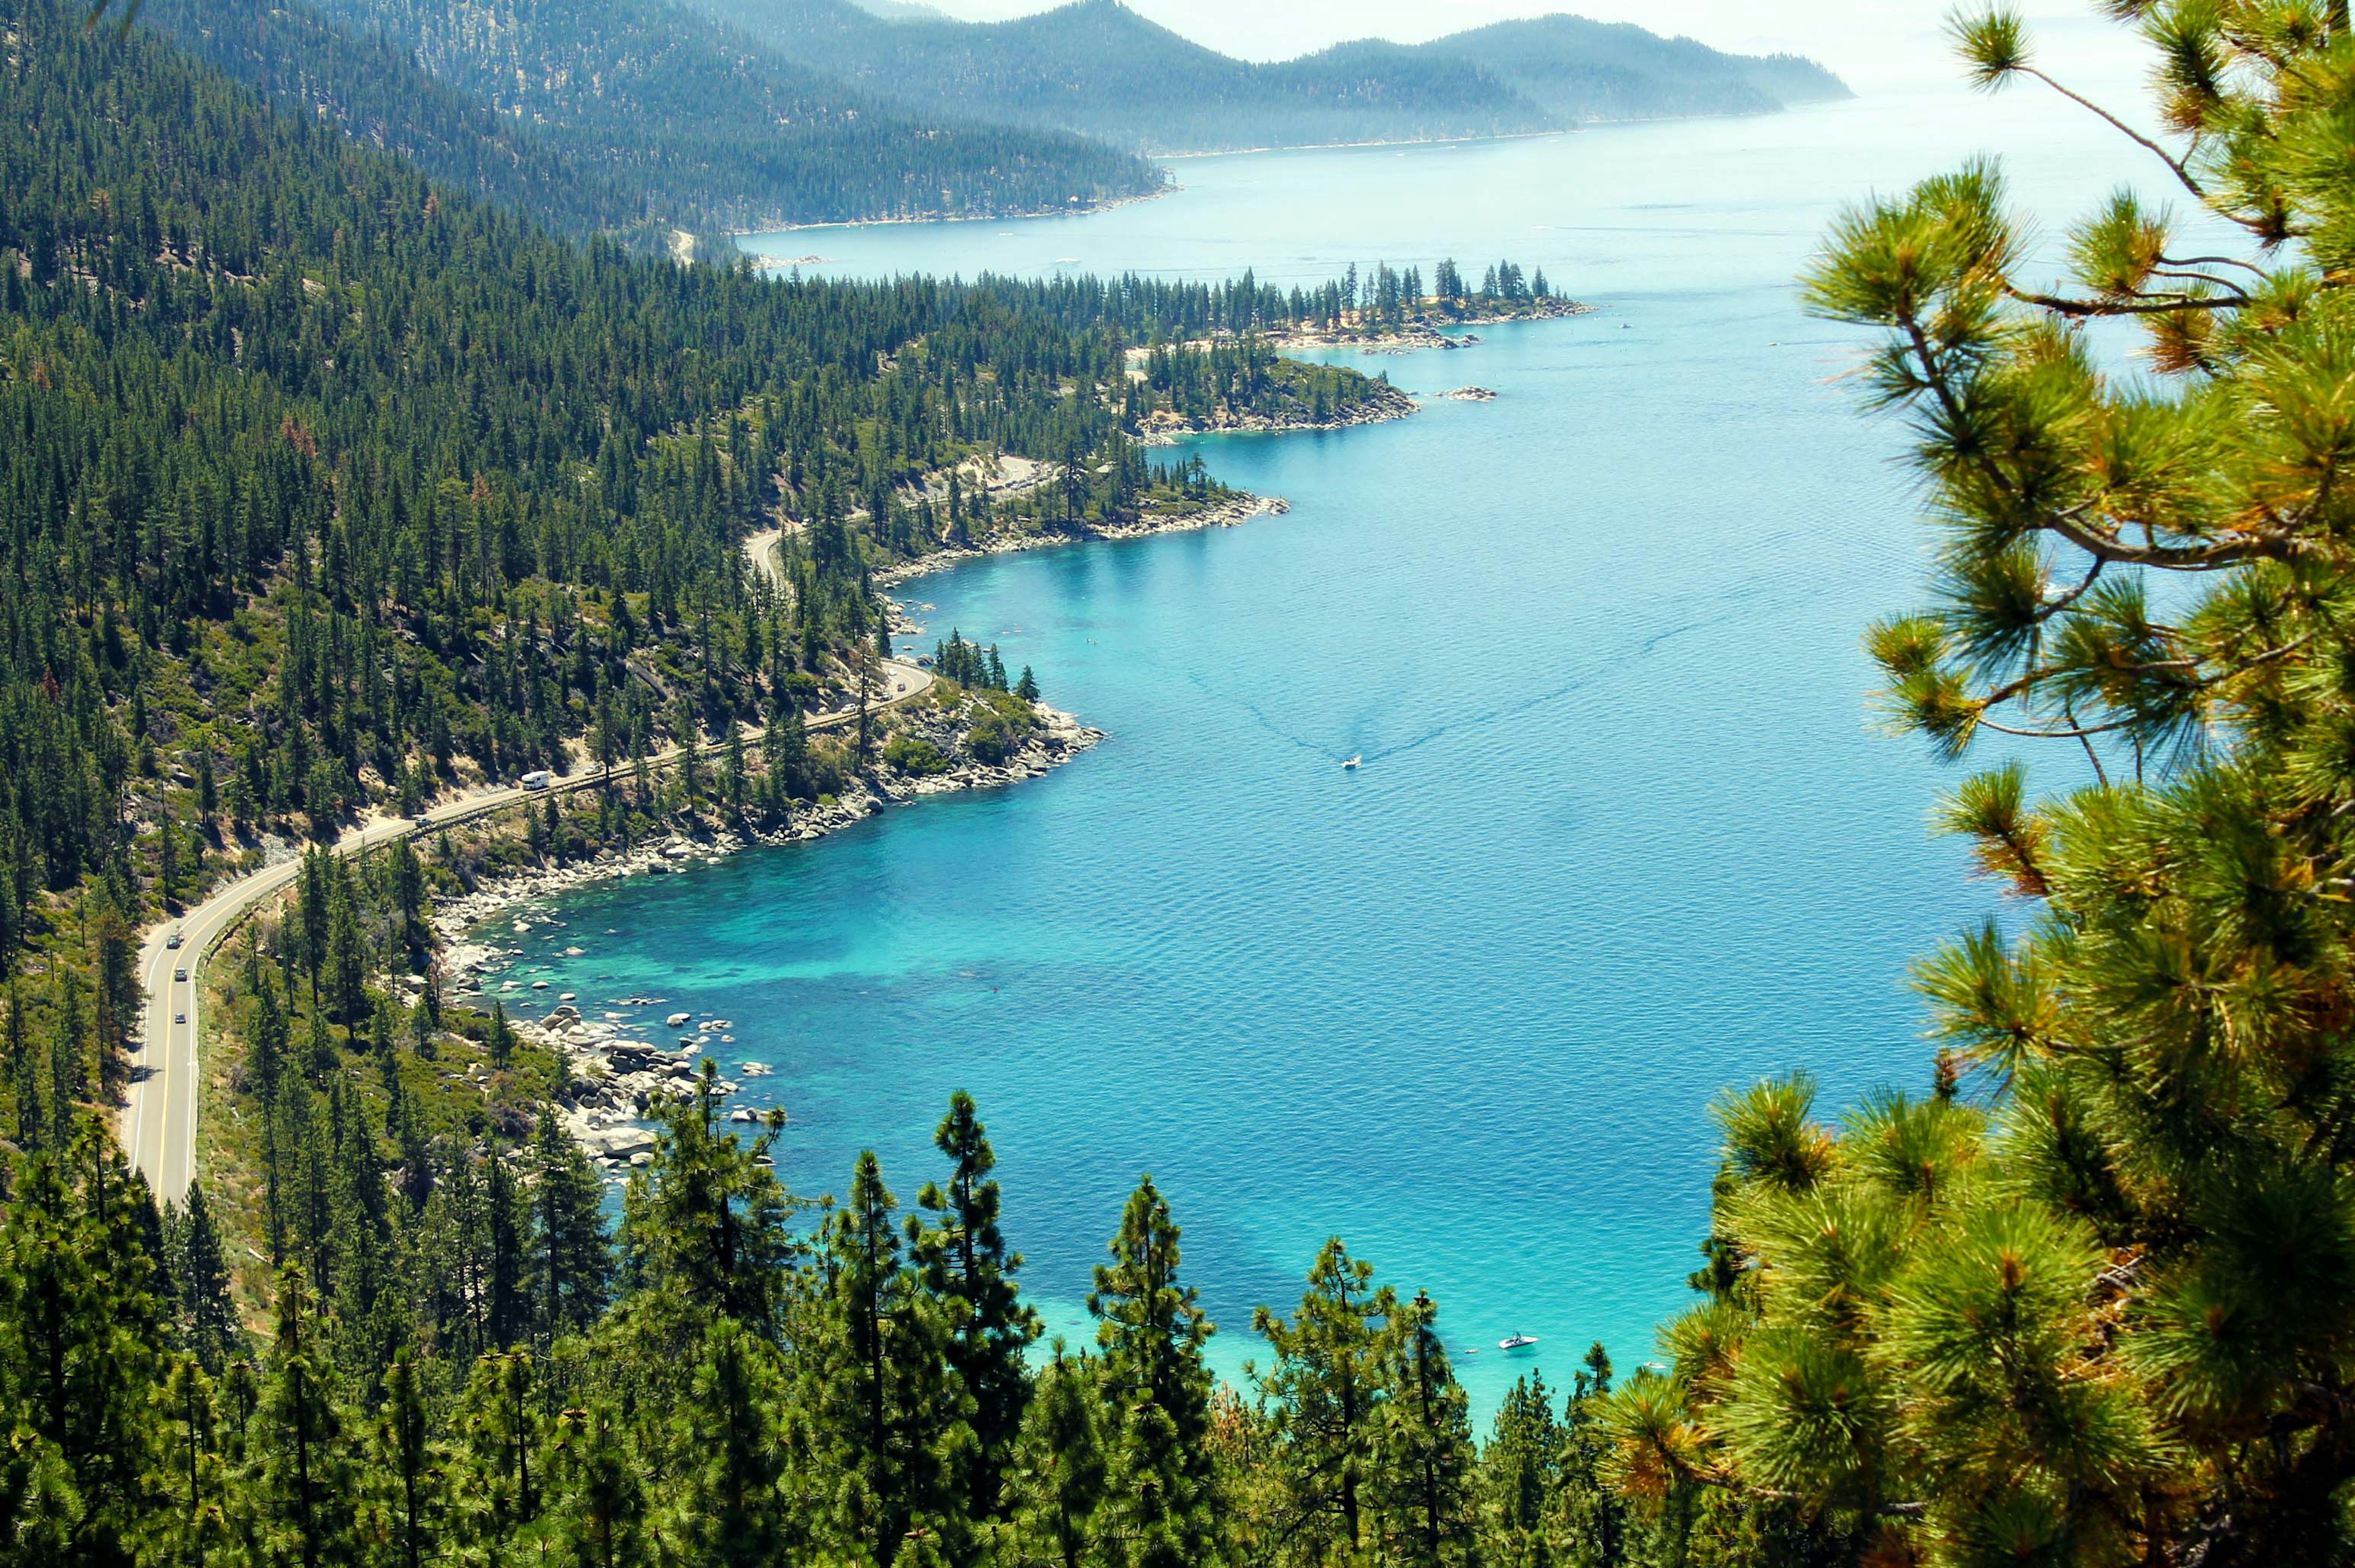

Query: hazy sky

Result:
[916,1,2144,93]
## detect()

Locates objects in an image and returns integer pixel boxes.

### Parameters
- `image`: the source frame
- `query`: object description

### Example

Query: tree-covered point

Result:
[925,259,1566,345]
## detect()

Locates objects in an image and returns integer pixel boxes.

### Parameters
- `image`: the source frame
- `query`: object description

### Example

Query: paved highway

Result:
[122,654,932,1206]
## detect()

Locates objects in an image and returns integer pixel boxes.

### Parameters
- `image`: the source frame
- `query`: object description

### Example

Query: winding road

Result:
[123,617,932,1206]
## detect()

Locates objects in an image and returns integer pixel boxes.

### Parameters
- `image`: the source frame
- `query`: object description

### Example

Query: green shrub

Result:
[965,714,1014,765]
[883,734,952,775]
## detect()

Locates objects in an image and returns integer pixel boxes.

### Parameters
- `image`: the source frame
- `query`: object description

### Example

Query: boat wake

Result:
[1181,597,1745,770]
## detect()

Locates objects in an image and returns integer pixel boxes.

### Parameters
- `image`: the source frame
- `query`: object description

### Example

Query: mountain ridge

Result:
[148,0,1169,236]
[686,0,1851,155]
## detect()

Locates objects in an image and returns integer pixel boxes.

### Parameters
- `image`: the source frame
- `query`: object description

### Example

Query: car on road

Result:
[172,1012,185,1025]
[165,931,182,949]
[413,814,434,827]
[174,968,186,982]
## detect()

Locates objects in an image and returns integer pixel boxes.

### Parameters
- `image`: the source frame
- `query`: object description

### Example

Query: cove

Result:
[505,70,2168,1410]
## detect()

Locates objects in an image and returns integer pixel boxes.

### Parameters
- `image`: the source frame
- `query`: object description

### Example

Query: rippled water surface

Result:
[510,82,2168,1406]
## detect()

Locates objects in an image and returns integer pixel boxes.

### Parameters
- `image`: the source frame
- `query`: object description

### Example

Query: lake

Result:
[500,72,2171,1409]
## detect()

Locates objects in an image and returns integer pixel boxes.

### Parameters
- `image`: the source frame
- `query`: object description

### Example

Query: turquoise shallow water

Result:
[505,83,2170,1408]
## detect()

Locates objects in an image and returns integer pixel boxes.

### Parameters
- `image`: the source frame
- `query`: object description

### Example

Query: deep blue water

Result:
[500,83,2172,1409]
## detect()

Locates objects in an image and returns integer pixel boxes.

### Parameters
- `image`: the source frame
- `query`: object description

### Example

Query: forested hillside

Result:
[146,0,1167,234]
[686,0,1846,154]
[140,0,655,241]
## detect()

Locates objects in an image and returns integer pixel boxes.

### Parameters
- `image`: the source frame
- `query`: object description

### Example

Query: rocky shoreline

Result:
[433,704,1103,1175]
[737,182,1176,244]
[1133,380,1420,446]
[1268,297,1593,356]
[874,492,1290,585]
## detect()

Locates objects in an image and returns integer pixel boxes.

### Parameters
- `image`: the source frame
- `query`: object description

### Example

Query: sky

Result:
[911,0,2146,94]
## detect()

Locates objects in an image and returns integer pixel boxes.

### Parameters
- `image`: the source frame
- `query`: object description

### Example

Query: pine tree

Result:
[278,1069,334,1296]
[529,1107,613,1342]
[1088,1176,1218,1568]
[374,1344,440,1568]
[1371,1291,1474,1568]
[1480,1374,1560,1568]
[821,1149,971,1564]
[545,1399,646,1568]
[179,1182,242,1375]
[419,1149,499,1362]
[1252,1237,1392,1559]
[487,1001,516,1070]
[913,1091,1040,1516]
[0,1128,168,1562]
[1586,9,2355,1551]
[662,1317,789,1567]
[722,716,748,819]
[252,976,293,1263]
[387,838,427,968]
[485,1142,529,1350]
[763,704,808,814]
[1007,1344,1107,1568]
[453,1347,543,1550]
[305,1002,337,1077]
[293,849,330,1009]
[325,1083,399,1380]
[616,1064,795,1331]
[324,865,368,1028]
[153,1355,231,1568]
[1559,1347,1622,1568]
[246,1266,359,1568]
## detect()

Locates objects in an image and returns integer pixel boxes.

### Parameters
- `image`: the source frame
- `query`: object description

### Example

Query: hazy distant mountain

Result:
[147,0,1848,237]
[1411,15,1850,123]
[154,0,1167,235]
[687,0,1849,153]
[690,0,1554,150]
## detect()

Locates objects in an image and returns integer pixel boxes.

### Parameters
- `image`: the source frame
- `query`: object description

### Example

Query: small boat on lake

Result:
[1498,1333,1539,1352]
[1342,755,1361,769]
